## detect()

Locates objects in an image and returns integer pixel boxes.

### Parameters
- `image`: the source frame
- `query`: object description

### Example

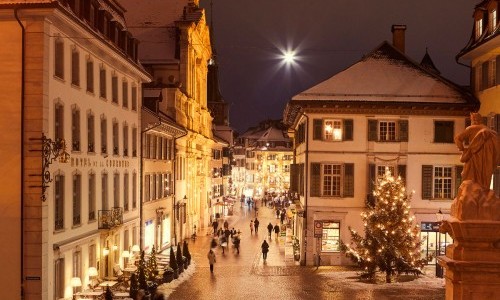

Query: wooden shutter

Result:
[299,163,305,196]
[368,120,378,141]
[310,163,321,197]
[368,164,376,194]
[343,163,354,197]
[343,119,353,141]
[482,61,489,90]
[399,120,409,142]
[455,165,463,197]
[422,165,433,199]
[313,119,323,140]
[398,165,407,185]
[290,164,299,193]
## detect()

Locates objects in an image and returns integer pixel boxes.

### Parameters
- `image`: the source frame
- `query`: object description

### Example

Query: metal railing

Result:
[98,207,123,229]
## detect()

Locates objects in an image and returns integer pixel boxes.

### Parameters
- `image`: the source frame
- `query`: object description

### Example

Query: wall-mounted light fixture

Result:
[30,134,70,201]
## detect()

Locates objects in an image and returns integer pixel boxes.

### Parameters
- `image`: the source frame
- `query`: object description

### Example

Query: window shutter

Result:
[368,164,376,194]
[343,119,353,141]
[290,164,299,193]
[496,56,500,86]
[399,120,409,142]
[299,163,305,196]
[310,163,321,197]
[422,165,433,199]
[398,165,407,185]
[455,165,463,197]
[482,61,489,90]
[313,119,323,140]
[343,163,354,197]
[368,120,378,141]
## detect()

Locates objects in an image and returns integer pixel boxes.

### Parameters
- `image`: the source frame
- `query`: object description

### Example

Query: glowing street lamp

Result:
[282,50,296,64]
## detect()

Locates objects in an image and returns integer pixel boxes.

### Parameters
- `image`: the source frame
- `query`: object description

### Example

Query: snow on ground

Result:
[157,262,196,298]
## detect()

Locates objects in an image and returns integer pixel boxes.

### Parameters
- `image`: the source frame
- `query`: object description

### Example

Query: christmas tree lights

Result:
[341,168,426,283]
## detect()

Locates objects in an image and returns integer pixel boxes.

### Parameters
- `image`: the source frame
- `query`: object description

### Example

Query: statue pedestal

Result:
[438,220,500,299]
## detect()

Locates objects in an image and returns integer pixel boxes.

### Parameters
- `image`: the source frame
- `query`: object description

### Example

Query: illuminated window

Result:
[321,221,340,252]
[490,9,497,32]
[324,119,342,141]
[379,121,396,141]
[433,166,453,199]
[475,18,483,39]
[376,165,395,177]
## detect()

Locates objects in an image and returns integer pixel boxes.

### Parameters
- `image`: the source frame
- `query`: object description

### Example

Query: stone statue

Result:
[454,113,498,189]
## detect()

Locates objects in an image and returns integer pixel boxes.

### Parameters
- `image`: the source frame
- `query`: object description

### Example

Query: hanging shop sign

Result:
[314,220,323,238]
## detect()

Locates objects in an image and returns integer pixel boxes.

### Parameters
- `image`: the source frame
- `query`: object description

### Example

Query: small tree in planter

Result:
[146,246,158,280]
[129,273,139,299]
[183,240,191,265]
[105,285,113,300]
[176,244,184,273]
[169,247,178,279]
[162,266,174,283]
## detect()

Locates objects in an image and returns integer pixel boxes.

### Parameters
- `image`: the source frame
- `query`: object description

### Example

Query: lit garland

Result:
[340,168,426,283]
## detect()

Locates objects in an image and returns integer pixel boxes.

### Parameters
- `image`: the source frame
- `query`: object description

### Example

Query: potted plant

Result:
[183,240,191,265]
[162,266,174,283]
[176,245,184,273]
[169,247,178,279]
[129,273,139,299]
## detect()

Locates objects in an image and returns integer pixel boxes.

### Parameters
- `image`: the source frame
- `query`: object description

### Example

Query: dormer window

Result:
[490,9,497,32]
[475,18,483,40]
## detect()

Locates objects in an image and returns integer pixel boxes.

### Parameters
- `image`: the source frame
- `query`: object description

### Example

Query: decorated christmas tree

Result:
[146,246,158,280]
[136,250,148,290]
[176,244,184,274]
[341,168,426,283]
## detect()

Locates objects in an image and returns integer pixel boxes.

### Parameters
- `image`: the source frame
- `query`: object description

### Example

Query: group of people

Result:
[249,218,260,234]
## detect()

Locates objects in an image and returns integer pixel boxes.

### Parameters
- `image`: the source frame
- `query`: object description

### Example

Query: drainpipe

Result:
[14,8,25,300]
[173,130,188,246]
[302,112,309,266]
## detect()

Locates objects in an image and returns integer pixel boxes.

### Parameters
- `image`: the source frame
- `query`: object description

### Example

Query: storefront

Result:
[144,219,155,253]
[420,222,452,264]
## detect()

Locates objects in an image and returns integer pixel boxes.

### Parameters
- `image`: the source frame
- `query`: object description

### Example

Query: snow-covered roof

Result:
[293,41,473,104]
[258,127,289,142]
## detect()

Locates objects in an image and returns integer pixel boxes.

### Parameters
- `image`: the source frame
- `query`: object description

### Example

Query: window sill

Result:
[86,90,94,95]
[71,83,81,89]
[72,223,82,229]
[53,228,65,234]
[53,75,65,83]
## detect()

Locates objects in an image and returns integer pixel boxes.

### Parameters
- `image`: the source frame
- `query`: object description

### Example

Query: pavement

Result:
[160,200,445,300]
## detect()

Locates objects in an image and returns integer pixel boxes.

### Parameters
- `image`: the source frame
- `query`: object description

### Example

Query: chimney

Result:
[391,24,406,53]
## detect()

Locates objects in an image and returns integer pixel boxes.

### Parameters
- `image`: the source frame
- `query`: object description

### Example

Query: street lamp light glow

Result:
[282,50,296,64]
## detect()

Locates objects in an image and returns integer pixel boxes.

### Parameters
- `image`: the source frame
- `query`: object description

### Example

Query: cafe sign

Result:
[314,220,323,238]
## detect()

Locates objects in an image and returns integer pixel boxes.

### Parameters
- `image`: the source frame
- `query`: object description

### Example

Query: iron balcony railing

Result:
[98,207,123,229]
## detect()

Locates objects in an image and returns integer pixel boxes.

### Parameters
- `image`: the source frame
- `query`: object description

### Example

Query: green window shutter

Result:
[368,120,378,141]
[422,165,433,199]
[343,163,354,197]
[310,163,321,197]
[313,119,323,140]
[399,120,409,142]
[398,165,407,185]
[343,119,353,141]
[290,164,299,193]
[455,165,463,198]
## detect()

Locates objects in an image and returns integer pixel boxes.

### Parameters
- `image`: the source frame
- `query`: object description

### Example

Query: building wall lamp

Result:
[29,133,70,201]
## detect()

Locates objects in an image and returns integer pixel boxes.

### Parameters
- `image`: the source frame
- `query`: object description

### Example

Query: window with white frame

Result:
[324,119,342,141]
[113,173,120,207]
[72,108,80,151]
[72,251,81,280]
[112,74,118,104]
[122,80,128,108]
[87,113,95,152]
[379,121,396,141]
[86,59,94,93]
[72,173,81,226]
[54,174,64,231]
[112,121,119,155]
[55,102,64,141]
[476,18,483,40]
[124,173,129,211]
[54,38,64,79]
[322,164,342,196]
[321,221,340,252]
[101,117,107,154]
[433,166,453,199]
[101,172,108,210]
[269,164,276,173]
[71,48,80,86]
[99,66,106,99]
[376,165,395,177]
[88,172,96,221]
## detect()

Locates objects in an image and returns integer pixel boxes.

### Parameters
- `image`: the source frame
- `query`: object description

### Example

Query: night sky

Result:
[199,0,475,134]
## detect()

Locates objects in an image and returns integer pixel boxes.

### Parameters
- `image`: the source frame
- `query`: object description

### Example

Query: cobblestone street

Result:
[161,201,445,300]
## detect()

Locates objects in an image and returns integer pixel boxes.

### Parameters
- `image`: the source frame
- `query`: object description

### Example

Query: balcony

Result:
[98,207,123,229]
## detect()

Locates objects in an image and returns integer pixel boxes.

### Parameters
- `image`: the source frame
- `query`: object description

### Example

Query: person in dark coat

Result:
[254,218,260,233]
[273,223,280,239]
[261,240,269,260]
[267,222,273,240]
[212,220,218,235]
[280,210,286,224]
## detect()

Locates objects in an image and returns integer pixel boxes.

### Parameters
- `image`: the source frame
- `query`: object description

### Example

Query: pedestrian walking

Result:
[219,235,227,254]
[212,220,218,235]
[210,238,217,249]
[261,240,269,260]
[207,249,216,273]
[223,220,229,230]
[254,218,260,233]
[250,220,254,235]
[275,209,280,219]
[280,210,285,224]
[273,223,280,239]
[267,222,273,240]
